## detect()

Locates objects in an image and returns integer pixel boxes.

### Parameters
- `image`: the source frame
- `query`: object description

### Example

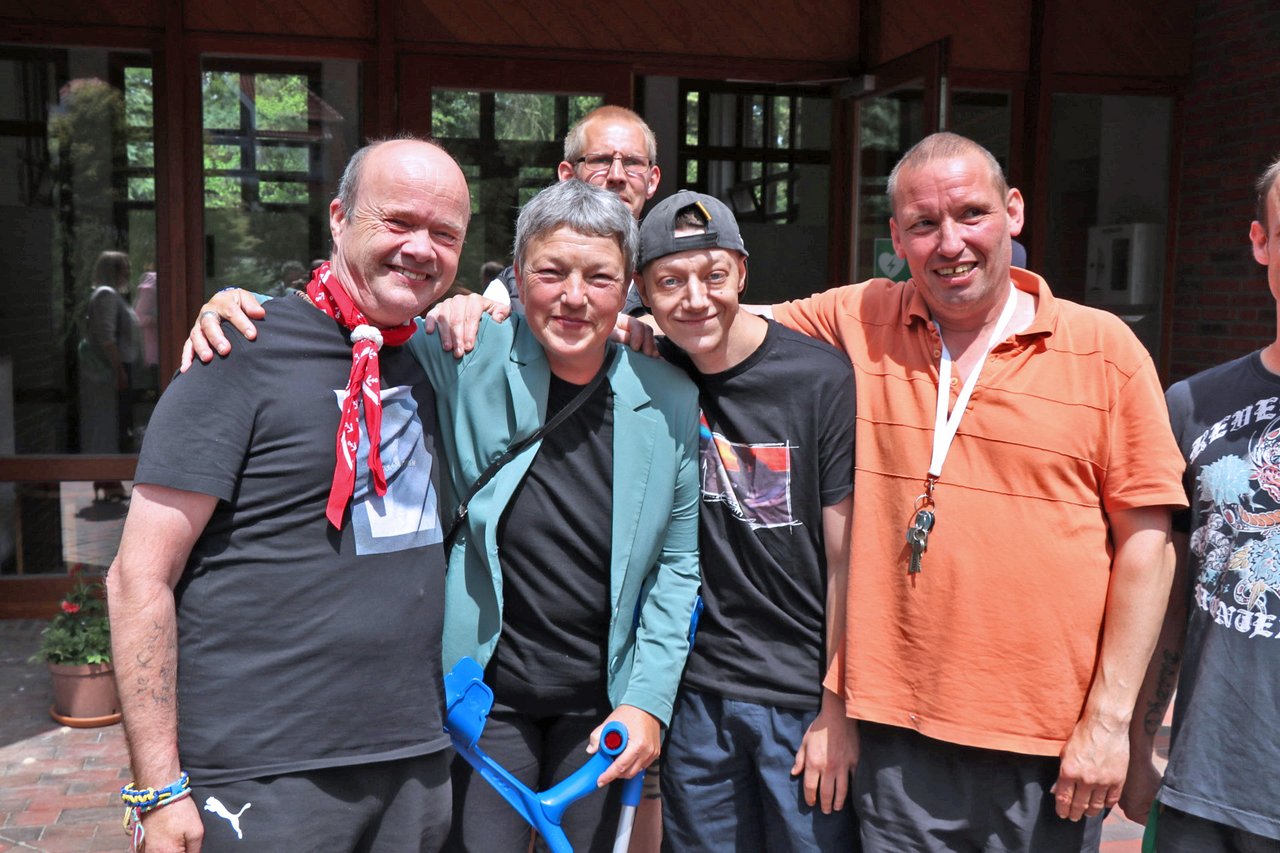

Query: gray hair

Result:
[886,132,1009,215]
[514,180,639,281]
[564,105,657,166]
[336,133,442,215]
[1256,155,1280,228]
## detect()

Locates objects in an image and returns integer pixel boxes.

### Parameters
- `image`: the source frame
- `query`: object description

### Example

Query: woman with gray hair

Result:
[181,178,700,852]
[409,179,701,852]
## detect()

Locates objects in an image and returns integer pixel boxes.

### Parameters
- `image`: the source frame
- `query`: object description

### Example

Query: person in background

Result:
[79,249,141,499]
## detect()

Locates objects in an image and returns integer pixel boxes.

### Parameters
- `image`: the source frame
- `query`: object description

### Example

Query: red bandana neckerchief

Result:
[305,262,417,529]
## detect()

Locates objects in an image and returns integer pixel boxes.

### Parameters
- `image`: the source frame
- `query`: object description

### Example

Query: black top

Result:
[661,320,855,710]
[489,372,615,716]
[135,295,449,784]
[1161,350,1280,839]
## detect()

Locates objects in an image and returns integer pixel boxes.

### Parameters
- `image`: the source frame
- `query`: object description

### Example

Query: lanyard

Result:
[925,283,1019,491]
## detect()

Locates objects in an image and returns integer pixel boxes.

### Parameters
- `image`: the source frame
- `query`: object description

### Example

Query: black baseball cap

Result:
[638,190,749,270]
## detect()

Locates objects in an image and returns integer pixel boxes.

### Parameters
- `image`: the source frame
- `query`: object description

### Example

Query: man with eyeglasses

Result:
[482,105,660,313]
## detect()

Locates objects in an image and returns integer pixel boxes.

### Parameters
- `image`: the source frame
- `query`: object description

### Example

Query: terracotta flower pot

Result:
[47,662,122,727]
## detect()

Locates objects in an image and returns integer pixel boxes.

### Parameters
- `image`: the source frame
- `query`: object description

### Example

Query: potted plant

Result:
[31,578,121,727]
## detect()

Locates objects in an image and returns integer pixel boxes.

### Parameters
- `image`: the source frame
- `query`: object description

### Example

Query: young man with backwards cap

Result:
[633,190,860,851]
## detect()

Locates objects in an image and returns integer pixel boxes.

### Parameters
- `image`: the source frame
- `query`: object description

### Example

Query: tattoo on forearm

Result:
[129,617,175,707]
[1142,649,1181,737]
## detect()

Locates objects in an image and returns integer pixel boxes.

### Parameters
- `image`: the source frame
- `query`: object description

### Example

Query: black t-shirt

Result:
[1162,350,1280,839]
[135,295,449,784]
[488,373,615,715]
[661,320,855,710]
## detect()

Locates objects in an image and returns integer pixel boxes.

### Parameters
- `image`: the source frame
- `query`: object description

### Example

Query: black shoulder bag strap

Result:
[441,346,617,552]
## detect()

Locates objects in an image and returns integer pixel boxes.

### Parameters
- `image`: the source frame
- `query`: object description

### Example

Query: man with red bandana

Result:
[768,132,1187,852]
[107,137,469,853]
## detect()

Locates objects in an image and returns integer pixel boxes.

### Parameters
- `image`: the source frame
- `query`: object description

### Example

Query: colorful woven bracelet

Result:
[120,771,190,812]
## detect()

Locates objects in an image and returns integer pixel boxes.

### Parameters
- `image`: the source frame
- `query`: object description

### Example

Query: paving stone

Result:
[0,825,44,843]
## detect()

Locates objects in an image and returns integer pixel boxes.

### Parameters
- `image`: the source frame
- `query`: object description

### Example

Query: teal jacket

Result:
[408,315,702,725]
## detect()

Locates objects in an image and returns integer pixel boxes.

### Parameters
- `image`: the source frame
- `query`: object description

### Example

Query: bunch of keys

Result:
[905,496,935,575]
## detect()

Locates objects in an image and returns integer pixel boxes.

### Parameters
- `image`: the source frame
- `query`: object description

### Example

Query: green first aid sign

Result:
[873,238,910,281]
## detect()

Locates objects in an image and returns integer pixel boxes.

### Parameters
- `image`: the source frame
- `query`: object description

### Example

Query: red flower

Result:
[60,601,80,615]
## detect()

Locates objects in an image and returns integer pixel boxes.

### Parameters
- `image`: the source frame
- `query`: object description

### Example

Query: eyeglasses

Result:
[575,152,652,177]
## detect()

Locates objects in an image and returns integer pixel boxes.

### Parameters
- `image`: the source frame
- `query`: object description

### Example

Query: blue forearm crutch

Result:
[444,656,646,853]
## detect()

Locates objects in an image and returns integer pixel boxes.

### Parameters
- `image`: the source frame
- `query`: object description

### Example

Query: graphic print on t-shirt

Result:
[1189,409,1280,626]
[699,414,795,529]
[338,383,442,554]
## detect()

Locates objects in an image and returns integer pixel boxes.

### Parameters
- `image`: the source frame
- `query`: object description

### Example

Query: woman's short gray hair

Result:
[514,180,639,281]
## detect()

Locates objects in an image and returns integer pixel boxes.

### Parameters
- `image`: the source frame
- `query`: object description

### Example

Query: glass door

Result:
[840,41,948,282]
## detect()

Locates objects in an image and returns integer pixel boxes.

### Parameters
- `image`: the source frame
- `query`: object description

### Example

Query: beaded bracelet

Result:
[121,771,190,812]
[122,772,192,851]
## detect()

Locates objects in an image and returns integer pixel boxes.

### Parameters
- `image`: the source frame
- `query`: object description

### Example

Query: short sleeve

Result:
[1102,346,1187,515]
[134,332,261,502]
[816,358,856,507]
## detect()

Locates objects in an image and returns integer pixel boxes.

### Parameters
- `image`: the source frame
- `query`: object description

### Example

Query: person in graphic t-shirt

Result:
[634,190,860,851]
[107,137,470,853]
[1122,154,1280,853]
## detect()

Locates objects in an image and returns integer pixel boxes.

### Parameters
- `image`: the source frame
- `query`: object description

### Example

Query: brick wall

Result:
[1169,0,1280,381]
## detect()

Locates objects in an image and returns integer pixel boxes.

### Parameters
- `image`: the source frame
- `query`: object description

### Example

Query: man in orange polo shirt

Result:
[770,132,1187,852]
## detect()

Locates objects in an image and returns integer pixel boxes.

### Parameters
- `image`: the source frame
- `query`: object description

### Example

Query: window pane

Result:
[494,92,556,141]
[568,95,603,126]
[201,58,360,296]
[127,140,153,168]
[794,97,830,150]
[260,181,307,204]
[256,144,307,173]
[204,175,240,208]
[128,176,155,201]
[433,90,480,139]
[684,92,699,146]
[202,70,241,129]
[460,163,480,215]
[255,74,309,132]
[205,143,240,170]
[0,48,157,460]
[745,94,764,148]
[124,67,153,129]
[771,97,791,149]
[1044,93,1172,356]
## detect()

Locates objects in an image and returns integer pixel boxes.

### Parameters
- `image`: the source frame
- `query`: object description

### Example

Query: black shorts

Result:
[1155,804,1280,853]
[856,722,1104,853]
[192,751,451,853]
